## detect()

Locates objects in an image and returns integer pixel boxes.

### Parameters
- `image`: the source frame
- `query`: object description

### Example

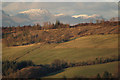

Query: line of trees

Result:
[2,55,119,78]
[2,20,119,34]
[2,20,70,35]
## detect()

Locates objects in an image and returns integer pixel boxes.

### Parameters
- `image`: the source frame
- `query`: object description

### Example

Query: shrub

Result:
[51,59,68,70]
[2,60,34,76]
[103,71,112,78]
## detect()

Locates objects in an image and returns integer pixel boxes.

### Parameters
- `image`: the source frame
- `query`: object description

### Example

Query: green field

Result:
[45,61,118,78]
[3,34,118,65]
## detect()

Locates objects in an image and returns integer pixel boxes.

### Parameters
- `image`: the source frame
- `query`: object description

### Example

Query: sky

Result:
[1,0,119,2]
[2,2,119,19]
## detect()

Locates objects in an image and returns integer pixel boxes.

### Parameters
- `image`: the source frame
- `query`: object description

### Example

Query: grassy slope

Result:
[45,61,118,78]
[3,34,118,65]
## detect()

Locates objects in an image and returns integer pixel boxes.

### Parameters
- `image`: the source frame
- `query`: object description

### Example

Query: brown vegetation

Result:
[2,20,119,47]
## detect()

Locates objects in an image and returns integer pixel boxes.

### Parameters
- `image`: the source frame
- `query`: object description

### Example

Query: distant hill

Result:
[2,10,18,27]
[2,10,32,27]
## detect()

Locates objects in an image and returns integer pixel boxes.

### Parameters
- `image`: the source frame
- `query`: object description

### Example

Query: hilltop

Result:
[2,21,118,47]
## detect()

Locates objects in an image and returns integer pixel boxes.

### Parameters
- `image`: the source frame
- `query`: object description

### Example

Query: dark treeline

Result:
[2,20,119,47]
[2,56,119,78]
[2,60,34,76]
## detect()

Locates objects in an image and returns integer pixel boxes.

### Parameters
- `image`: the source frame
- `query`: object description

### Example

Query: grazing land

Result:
[3,34,118,65]
[2,21,119,78]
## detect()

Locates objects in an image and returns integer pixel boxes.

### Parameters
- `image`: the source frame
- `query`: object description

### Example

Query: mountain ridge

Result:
[2,9,106,26]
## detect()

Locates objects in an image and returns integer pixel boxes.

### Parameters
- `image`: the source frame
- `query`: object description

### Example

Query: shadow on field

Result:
[46,69,65,77]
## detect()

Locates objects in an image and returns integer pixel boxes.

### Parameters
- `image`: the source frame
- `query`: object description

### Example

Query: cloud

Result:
[72,14,100,19]
[2,2,118,19]
[55,13,65,16]
[72,14,89,18]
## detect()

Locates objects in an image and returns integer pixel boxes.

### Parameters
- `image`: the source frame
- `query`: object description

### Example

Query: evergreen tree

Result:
[97,73,101,78]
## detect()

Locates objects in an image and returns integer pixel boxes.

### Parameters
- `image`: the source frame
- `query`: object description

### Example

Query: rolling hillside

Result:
[45,61,118,78]
[3,34,118,65]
